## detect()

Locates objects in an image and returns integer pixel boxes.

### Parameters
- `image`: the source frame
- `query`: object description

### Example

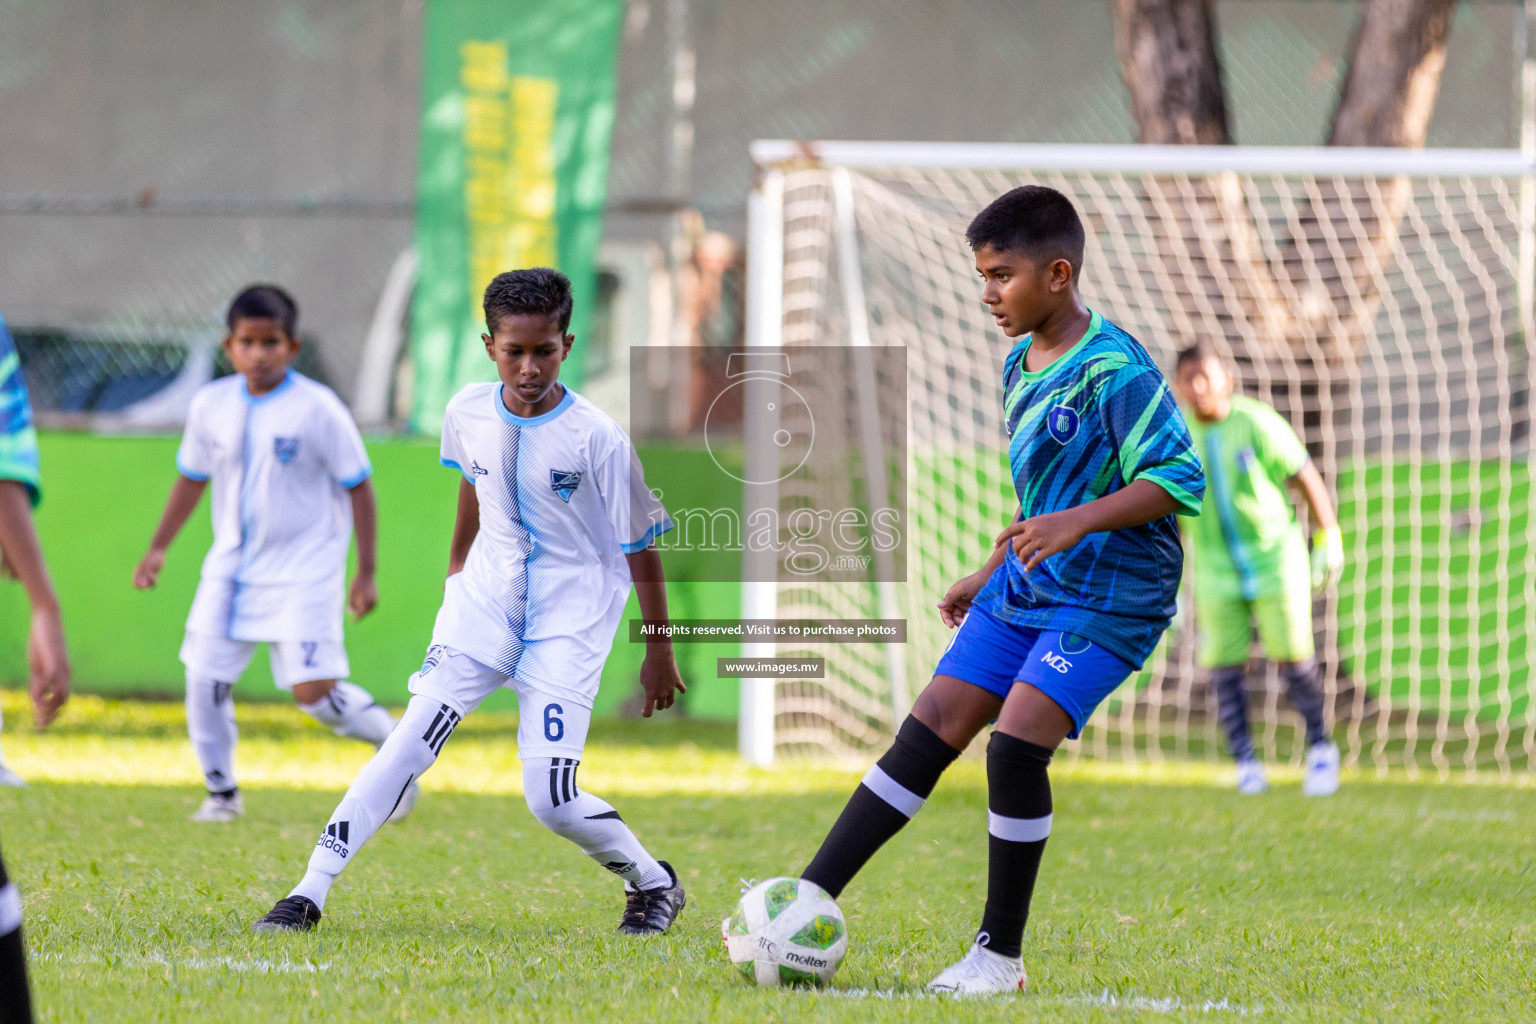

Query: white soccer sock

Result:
[297,680,396,746]
[522,757,670,891]
[290,694,459,909]
[185,674,238,794]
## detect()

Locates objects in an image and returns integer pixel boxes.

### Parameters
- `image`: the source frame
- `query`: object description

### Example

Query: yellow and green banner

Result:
[411,0,624,431]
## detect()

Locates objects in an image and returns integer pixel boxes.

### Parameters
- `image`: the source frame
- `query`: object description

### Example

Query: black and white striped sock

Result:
[521,758,670,891]
[976,731,1053,959]
[801,715,960,898]
[297,680,396,747]
[291,695,457,910]
[185,674,239,795]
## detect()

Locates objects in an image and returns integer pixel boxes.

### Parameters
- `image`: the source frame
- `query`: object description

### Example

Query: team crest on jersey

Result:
[550,470,582,502]
[420,644,448,675]
[1046,405,1079,444]
[273,437,301,463]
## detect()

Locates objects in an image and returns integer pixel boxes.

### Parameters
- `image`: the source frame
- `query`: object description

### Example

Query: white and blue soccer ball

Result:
[722,877,847,987]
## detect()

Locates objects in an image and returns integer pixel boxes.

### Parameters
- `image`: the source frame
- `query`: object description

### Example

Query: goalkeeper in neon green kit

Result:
[1173,345,1344,796]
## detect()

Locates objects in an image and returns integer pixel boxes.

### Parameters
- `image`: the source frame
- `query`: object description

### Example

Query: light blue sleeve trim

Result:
[176,455,210,482]
[621,517,674,554]
[440,456,475,484]
[338,466,373,489]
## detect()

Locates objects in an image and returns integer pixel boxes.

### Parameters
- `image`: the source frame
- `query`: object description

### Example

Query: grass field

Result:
[1,692,1533,1023]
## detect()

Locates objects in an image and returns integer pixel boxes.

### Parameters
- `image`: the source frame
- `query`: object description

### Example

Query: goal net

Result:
[745,141,1536,778]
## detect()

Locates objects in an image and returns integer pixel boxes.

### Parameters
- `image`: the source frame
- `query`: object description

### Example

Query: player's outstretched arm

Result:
[133,474,207,589]
[998,478,1180,572]
[937,503,1021,628]
[445,477,480,578]
[624,546,685,718]
[1289,461,1343,590]
[346,478,378,618]
[0,480,70,727]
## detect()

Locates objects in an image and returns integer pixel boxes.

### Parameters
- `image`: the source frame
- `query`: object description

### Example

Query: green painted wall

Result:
[0,433,740,718]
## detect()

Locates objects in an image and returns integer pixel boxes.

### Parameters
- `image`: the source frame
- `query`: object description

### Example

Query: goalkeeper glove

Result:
[1311,525,1344,592]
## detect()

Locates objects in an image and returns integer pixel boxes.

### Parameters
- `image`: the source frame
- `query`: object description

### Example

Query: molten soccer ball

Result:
[722,877,847,987]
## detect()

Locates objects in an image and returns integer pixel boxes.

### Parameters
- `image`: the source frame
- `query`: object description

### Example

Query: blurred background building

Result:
[0,0,1523,426]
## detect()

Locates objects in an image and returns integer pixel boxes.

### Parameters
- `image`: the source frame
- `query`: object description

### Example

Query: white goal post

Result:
[741,140,1536,779]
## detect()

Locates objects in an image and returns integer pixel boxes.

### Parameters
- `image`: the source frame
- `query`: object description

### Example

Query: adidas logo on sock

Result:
[316,820,351,859]
[602,859,637,877]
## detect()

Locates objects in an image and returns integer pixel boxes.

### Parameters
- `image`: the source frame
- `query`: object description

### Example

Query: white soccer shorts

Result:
[406,644,593,761]
[180,631,350,691]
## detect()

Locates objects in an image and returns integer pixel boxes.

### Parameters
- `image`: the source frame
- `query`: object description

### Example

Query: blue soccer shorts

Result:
[934,604,1137,739]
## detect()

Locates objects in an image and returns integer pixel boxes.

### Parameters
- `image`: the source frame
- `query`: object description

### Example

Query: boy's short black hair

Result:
[966,185,1086,275]
[1175,342,1223,371]
[227,284,298,337]
[483,268,574,335]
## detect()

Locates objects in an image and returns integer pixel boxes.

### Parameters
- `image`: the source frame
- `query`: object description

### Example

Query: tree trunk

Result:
[1108,0,1457,371]
[1111,0,1232,145]
[1330,0,1458,147]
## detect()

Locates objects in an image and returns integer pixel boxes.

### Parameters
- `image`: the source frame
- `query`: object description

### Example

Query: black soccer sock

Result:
[975,731,1054,960]
[1211,667,1256,762]
[801,715,960,898]
[0,848,35,1024]
[1281,659,1330,747]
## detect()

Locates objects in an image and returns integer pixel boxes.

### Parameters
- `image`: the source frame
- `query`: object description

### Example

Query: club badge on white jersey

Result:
[433,383,671,684]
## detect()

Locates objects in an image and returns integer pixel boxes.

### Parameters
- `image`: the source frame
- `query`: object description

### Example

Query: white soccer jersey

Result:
[176,372,372,642]
[432,383,671,700]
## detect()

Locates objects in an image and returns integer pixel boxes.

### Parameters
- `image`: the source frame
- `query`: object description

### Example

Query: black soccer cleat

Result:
[617,860,686,936]
[251,895,323,933]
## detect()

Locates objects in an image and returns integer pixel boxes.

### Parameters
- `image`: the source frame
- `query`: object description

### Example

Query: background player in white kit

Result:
[253,268,688,936]
[133,285,407,823]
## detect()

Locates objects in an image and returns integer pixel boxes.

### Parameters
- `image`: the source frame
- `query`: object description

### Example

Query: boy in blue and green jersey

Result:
[793,186,1204,995]
[0,308,73,1024]
[0,311,70,778]
[1173,345,1343,797]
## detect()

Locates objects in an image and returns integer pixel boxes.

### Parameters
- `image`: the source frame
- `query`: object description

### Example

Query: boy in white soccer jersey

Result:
[134,285,405,823]
[252,268,688,935]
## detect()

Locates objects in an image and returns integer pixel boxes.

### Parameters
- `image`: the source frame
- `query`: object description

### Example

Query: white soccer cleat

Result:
[927,940,1026,996]
[0,764,26,787]
[1235,758,1269,795]
[387,779,420,823]
[191,792,244,823]
[1302,740,1340,797]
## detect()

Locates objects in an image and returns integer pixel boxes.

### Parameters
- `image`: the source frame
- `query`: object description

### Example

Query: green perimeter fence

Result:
[909,452,1533,725]
[0,433,742,719]
[4,437,1529,740]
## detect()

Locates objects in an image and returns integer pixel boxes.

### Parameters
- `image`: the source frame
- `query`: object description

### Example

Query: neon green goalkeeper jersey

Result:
[1185,395,1310,600]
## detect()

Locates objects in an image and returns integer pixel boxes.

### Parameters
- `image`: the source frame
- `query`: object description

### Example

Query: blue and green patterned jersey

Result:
[0,310,41,506]
[976,310,1204,667]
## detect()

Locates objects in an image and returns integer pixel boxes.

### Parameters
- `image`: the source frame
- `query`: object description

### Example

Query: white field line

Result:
[37,951,388,978]
[1054,990,1265,1015]
[823,986,1264,1014]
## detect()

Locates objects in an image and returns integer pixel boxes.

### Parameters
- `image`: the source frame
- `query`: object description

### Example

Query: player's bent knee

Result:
[291,679,337,704]
[522,757,578,816]
[388,694,465,769]
[910,676,996,750]
[521,757,611,841]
